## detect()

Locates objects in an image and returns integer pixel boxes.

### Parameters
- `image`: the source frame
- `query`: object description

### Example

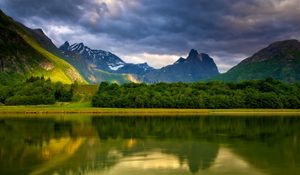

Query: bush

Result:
[0,76,76,105]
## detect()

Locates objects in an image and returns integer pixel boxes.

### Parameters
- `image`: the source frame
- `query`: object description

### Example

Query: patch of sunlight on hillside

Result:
[127,74,140,83]
[94,69,131,83]
[17,31,87,84]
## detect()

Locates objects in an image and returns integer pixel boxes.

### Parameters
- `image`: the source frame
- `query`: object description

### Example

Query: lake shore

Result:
[0,103,300,116]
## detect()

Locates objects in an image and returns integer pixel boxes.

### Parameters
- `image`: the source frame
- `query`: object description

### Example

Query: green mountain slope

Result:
[215,40,300,83]
[0,10,87,84]
[27,29,133,84]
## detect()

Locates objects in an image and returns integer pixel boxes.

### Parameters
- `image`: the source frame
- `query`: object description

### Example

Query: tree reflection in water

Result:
[0,116,299,175]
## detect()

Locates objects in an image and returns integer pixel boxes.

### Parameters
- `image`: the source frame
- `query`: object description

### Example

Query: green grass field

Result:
[1,102,300,116]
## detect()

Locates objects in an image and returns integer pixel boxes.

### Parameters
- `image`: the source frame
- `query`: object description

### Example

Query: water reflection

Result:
[0,116,299,175]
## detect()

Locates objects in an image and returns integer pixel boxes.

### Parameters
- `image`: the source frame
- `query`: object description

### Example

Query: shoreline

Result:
[1,106,300,116]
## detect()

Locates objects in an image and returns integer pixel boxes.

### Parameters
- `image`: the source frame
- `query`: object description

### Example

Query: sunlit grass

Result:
[0,104,300,116]
[14,25,87,84]
[94,69,131,84]
[22,34,87,84]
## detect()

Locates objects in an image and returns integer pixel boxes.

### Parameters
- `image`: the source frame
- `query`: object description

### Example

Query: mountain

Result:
[60,42,126,73]
[116,62,154,76]
[29,28,59,54]
[24,28,131,84]
[0,9,86,84]
[215,39,300,83]
[143,49,219,83]
[59,42,153,83]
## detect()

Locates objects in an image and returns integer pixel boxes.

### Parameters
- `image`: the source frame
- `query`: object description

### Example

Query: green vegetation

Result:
[213,40,300,83]
[93,69,133,84]
[0,9,87,84]
[2,75,300,111]
[1,107,300,115]
[20,33,87,84]
[92,78,300,109]
[60,51,133,84]
[0,77,76,105]
[213,58,300,83]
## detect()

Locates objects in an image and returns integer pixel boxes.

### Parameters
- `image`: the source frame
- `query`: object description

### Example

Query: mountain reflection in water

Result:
[0,115,299,175]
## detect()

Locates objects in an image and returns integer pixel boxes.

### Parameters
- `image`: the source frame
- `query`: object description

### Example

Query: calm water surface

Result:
[0,115,299,175]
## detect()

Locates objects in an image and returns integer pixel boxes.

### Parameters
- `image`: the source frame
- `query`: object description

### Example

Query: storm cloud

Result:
[1,0,300,72]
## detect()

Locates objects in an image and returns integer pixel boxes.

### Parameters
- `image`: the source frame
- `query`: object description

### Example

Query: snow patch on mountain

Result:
[109,64,125,71]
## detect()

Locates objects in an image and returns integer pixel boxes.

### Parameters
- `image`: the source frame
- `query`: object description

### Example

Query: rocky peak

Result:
[186,49,213,63]
[64,41,70,47]
[59,41,70,52]
[70,43,85,52]
[175,57,186,64]
[32,28,44,35]
[199,53,212,61]
[188,49,199,58]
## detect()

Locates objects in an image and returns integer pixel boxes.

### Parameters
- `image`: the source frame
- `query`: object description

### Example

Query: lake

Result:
[0,115,299,175]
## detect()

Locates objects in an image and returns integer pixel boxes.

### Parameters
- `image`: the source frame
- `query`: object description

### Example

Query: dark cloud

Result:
[1,0,300,72]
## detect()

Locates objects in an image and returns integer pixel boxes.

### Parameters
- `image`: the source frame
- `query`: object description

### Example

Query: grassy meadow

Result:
[1,102,300,116]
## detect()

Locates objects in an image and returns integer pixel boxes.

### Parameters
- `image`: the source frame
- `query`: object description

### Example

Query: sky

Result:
[1,0,300,72]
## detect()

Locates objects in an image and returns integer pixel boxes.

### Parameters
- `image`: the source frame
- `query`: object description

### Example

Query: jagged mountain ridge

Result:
[0,8,222,84]
[60,42,154,74]
[59,42,221,83]
[60,42,126,72]
[19,25,135,84]
[143,49,220,83]
[59,42,154,83]
[8,8,300,84]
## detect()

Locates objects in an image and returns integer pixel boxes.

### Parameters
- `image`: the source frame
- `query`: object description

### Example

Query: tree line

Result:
[92,78,300,109]
[0,76,76,105]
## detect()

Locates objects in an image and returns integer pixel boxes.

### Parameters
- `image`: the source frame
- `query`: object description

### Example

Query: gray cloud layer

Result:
[1,0,300,72]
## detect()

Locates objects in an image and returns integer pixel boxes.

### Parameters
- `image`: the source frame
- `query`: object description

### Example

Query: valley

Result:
[1,2,300,175]
[1,9,300,110]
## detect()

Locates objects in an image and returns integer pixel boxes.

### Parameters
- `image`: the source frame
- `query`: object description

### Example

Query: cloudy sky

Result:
[1,0,300,72]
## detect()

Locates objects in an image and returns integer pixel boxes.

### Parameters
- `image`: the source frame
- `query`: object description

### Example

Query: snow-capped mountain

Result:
[59,42,219,84]
[59,42,154,83]
[60,42,126,73]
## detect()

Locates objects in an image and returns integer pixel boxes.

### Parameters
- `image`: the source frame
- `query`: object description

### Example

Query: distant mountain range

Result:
[143,49,219,83]
[58,42,219,83]
[1,9,300,84]
[59,42,154,83]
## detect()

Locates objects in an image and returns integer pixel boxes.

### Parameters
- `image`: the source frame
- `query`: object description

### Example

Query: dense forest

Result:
[0,76,76,105]
[1,75,300,108]
[92,78,300,109]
